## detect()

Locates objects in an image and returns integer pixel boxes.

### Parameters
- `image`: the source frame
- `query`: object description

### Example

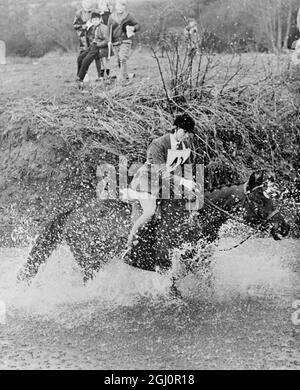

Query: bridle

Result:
[199,182,280,251]
[241,183,280,222]
[190,147,280,224]
[203,182,279,224]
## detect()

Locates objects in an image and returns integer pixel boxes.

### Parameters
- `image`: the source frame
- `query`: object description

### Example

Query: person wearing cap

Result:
[73,0,104,80]
[121,113,196,251]
[76,11,110,83]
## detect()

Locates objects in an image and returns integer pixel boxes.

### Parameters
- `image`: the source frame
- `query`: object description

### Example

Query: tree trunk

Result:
[257,0,276,52]
[283,0,292,49]
[263,0,277,52]
[158,5,172,36]
[270,0,278,52]
[194,0,201,20]
[276,0,282,51]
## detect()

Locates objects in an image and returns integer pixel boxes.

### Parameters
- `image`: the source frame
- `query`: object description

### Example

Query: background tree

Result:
[26,3,77,56]
[246,0,299,52]
[0,0,299,57]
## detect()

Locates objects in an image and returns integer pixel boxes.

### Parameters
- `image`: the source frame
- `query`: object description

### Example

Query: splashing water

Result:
[1,246,173,318]
[0,237,299,369]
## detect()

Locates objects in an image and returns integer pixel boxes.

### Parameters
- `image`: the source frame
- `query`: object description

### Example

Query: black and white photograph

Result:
[0,0,299,372]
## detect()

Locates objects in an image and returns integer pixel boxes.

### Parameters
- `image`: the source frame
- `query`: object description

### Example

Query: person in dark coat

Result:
[73,0,103,79]
[76,11,109,83]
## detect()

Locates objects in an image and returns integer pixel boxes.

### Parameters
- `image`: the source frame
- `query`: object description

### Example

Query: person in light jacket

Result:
[107,0,140,84]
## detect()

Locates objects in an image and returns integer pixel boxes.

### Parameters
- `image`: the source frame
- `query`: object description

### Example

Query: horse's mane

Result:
[204,162,243,193]
[205,184,243,202]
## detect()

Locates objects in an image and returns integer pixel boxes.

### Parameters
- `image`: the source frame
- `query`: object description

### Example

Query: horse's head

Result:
[243,171,290,240]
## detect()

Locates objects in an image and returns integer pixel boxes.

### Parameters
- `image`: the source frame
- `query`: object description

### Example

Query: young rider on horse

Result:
[122,113,197,251]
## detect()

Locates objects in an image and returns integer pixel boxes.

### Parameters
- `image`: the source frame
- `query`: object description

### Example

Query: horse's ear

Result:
[247,170,265,191]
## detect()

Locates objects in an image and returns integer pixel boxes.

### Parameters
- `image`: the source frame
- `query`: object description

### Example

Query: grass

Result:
[0,49,295,102]
[0,48,299,244]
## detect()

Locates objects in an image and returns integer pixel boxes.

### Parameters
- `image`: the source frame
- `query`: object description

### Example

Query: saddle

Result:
[120,187,203,215]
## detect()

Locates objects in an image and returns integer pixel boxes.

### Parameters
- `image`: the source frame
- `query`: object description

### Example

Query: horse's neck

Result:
[205,183,246,212]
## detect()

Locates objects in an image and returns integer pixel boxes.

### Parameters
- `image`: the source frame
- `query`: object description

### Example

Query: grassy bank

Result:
[0,51,299,245]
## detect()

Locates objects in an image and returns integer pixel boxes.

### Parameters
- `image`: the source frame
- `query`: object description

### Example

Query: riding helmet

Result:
[173,113,195,133]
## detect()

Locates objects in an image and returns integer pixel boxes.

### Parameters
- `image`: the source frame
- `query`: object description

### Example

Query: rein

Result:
[199,183,280,252]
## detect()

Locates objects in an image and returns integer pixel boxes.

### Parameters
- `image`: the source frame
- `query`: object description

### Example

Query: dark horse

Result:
[17,171,290,284]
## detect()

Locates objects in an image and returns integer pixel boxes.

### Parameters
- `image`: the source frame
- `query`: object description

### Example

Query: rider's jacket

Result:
[130,133,194,198]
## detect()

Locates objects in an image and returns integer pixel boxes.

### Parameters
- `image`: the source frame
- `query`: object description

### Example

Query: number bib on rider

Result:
[166,149,191,173]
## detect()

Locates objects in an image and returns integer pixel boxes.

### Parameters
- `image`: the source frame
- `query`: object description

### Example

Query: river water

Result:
[0,238,299,370]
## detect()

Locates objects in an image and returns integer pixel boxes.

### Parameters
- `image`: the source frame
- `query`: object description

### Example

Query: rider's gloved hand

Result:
[180,178,196,192]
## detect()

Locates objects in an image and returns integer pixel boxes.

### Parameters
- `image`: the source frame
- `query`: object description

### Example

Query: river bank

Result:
[0,51,299,245]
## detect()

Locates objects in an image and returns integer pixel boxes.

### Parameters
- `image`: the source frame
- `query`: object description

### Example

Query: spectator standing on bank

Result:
[107,0,140,84]
[96,0,114,79]
[184,18,200,58]
[76,12,109,85]
[73,0,102,80]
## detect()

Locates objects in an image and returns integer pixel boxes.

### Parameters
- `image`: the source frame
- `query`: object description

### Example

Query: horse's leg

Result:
[200,245,216,290]
[126,199,157,247]
[67,246,97,284]
[197,225,225,291]
[17,210,72,283]
[168,277,183,299]
[64,226,108,284]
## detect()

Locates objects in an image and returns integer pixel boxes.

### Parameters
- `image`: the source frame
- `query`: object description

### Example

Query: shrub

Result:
[0,50,299,241]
